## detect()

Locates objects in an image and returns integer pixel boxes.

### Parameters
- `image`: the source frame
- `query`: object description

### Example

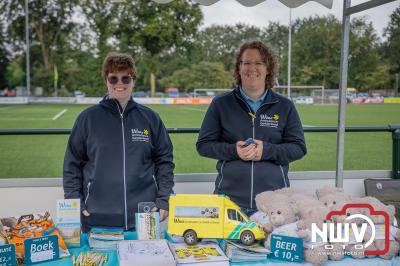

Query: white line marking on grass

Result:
[303,124,316,127]
[181,107,207,112]
[52,109,67,120]
[0,118,51,121]
[0,106,15,110]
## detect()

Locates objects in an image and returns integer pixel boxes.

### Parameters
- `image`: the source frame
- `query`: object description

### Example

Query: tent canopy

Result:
[153,0,333,8]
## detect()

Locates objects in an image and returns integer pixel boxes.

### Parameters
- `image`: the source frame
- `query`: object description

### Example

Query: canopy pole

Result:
[336,0,351,188]
[287,8,292,99]
[25,0,31,96]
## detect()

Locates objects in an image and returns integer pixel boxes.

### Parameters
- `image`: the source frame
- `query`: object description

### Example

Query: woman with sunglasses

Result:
[63,52,174,232]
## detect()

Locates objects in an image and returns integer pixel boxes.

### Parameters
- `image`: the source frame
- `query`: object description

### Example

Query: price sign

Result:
[24,235,59,264]
[270,234,303,263]
[0,244,17,266]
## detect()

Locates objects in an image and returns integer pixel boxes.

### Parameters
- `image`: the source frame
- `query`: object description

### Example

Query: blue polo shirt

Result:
[239,87,268,112]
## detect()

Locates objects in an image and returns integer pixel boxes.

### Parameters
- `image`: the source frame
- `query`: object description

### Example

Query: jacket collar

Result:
[99,94,138,114]
[233,85,279,105]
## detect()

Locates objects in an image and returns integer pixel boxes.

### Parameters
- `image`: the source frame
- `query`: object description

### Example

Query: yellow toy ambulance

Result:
[168,194,265,245]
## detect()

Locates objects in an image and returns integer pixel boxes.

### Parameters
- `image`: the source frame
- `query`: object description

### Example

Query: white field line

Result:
[0,106,15,110]
[52,109,67,120]
[181,107,207,112]
[303,124,316,127]
[0,118,51,121]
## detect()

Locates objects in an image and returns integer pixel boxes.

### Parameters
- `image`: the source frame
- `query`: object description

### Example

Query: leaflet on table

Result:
[219,239,268,263]
[135,212,161,240]
[118,239,176,266]
[0,212,70,265]
[55,199,81,247]
[170,242,229,265]
[88,227,124,251]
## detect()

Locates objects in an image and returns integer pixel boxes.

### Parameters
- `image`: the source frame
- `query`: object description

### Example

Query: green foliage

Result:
[196,23,264,71]
[291,15,341,88]
[0,23,8,89]
[383,5,400,90]
[160,61,234,92]
[0,1,398,94]
[6,56,25,88]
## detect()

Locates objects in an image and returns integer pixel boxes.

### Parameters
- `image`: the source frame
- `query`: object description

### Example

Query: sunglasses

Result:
[107,75,133,85]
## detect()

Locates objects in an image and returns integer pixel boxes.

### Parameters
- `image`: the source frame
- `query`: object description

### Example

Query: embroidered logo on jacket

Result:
[260,114,279,128]
[131,128,150,142]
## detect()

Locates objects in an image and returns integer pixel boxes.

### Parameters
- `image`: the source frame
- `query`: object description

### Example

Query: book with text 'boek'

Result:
[0,212,70,264]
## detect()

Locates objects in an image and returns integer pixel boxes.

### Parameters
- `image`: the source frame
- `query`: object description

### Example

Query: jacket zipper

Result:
[279,165,288,187]
[235,91,279,209]
[84,182,91,206]
[152,175,159,192]
[235,96,256,209]
[217,161,226,189]
[250,117,255,208]
[116,102,128,231]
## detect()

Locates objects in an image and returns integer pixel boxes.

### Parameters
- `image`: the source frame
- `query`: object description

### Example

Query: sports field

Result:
[0,103,399,178]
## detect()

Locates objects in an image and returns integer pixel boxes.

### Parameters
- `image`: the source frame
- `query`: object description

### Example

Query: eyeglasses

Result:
[107,75,133,85]
[240,61,266,68]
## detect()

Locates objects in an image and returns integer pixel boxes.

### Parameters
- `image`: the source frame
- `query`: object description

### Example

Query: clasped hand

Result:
[236,139,263,161]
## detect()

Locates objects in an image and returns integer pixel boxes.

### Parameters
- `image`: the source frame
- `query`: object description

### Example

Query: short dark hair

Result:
[102,52,137,82]
[234,41,278,89]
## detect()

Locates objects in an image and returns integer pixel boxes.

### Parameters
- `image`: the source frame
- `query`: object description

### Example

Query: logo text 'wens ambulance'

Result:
[311,203,390,256]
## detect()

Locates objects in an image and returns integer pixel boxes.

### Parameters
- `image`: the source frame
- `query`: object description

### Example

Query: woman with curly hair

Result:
[197,41,307,217]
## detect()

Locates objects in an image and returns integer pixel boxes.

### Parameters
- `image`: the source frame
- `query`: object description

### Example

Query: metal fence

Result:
[1,125,399,178]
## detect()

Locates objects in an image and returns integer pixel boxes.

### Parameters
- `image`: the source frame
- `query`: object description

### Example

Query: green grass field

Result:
[0,103,399,178]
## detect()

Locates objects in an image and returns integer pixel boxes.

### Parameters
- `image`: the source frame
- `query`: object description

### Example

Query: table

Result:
[34,233,400,266]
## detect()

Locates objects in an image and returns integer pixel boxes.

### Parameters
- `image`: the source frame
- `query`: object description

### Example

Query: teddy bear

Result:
[254,191,299,250]
[316,186,352,212]
[362,196,400,260]
[316,186,344,199]
[295,205,330,266]
[329,197,371,260]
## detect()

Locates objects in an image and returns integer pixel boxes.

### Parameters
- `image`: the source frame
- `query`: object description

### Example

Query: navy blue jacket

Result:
[196,87,306,209]
[63,96,174,231]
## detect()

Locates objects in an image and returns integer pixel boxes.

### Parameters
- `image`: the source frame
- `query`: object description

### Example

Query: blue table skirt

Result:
[36,233,400,266]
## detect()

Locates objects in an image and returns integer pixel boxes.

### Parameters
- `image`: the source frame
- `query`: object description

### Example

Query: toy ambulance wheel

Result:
[240,230,255,246]
[183,229,198,245]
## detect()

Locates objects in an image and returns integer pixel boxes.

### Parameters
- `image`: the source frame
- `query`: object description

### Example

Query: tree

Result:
[160,61,234,92]
[291,15,341,89]
[0,0,77,94]
[197,23,263,71]
[0,21,9,89]
[80,0,119,59]
[262,22,288,84]
[383,5,400,90]
[116,0,203,94]
[347,17,384,90]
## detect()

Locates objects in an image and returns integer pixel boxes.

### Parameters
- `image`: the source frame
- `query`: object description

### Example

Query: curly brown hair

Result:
[234,41,278,89]
[102,52,137,83]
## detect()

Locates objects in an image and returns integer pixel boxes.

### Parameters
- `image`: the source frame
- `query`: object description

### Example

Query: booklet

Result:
[118,239,176,266]
[135,212,161,240]
[170,242,229,266]
[0,212,70,264]
[55,199,81,247]
[219,239,269,263]
[89,227,124,251]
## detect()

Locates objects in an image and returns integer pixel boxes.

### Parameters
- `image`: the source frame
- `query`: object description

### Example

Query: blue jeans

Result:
[240,207,258,218]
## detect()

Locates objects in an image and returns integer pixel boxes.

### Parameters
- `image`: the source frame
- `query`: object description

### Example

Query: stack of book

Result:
[170,242,229,266]
[219,239,269,263]
[88,227,124,251]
